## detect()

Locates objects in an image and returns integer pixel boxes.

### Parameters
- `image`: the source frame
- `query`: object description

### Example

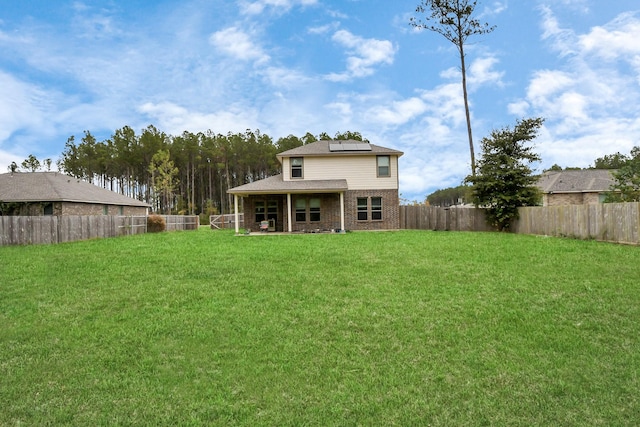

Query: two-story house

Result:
[227,139,403,233]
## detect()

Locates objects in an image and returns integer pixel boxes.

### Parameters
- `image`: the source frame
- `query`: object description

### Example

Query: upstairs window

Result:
[377,156,390,177]
[291,157,303,178]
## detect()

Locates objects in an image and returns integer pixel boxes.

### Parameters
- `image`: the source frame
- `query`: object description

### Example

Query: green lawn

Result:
[1,229,639,426]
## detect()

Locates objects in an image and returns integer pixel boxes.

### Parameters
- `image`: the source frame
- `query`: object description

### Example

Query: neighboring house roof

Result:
[537,169,616,194]
[228,174,348,195]
[0,172,150,207]
[277,139,404,159]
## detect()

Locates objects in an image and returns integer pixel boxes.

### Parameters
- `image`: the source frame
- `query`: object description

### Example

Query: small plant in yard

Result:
[146,214,166,232]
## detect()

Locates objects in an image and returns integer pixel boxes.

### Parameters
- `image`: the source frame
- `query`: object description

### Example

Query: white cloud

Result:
[239,0,318,15]
[539,5,578,56]
[366,98,427,126]
[510,8,640,169]
[325,29,396,81]
[467,56,504,86]
[138,102,260,136]
[209,27,270,63]
[308,22,340,35]
[260,66,311,88]
[578,12,640,60]
[0,72,46,143]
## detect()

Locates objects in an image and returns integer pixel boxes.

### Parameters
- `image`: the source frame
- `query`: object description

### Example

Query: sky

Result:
[1,0,640,202]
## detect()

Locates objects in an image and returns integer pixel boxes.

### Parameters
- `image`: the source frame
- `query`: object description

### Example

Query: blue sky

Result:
[1,0,639,202]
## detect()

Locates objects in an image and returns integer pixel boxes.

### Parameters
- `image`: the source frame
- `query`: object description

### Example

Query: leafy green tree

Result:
[334,131,367,142]
[276,134,304,152]
[21,154,41,172]
[605,146,640,202]
[149,150,179,214]
[410,0,495,177]
[544,164,563,172]
[426,184,472,206]
[301,132,318,145]
[465,118,543,231]
[593,152,629,169]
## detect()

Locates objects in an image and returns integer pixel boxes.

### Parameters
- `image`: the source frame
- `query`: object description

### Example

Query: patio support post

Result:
[340,191,345,232]
[234,195,239,234]
[287,193,292,232]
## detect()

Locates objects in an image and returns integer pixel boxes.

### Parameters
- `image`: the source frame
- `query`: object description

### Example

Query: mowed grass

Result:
[1,229,639,426]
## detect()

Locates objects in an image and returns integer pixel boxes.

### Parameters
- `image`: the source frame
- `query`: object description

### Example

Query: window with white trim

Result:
[377,155,390,177]
[291,157,303,178]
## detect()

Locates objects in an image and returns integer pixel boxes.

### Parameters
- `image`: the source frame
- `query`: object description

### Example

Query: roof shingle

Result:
[537,170,615,193]
[227,174,348,195]
[277,139,403,158]
[0,172,150,207]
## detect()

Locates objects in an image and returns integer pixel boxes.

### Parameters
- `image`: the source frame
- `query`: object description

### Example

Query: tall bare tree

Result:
[410,0,495,176]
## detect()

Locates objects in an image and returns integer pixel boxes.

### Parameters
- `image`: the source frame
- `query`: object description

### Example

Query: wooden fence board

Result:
[0,215,198,246]
[401,203,640,245]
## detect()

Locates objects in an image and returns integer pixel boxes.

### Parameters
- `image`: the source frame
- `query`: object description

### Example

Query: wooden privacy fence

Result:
[400,203,640,245]
[400,205,496,232]
[513,203,639,245]
[0,215,199,246]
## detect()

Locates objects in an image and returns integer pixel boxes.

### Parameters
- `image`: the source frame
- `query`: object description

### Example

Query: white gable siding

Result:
[283,155,399,190]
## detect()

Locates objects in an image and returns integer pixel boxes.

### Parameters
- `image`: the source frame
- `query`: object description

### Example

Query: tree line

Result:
[7,127,366,215]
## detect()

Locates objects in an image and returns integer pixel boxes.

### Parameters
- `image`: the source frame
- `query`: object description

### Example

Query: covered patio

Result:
[228,175,348,234]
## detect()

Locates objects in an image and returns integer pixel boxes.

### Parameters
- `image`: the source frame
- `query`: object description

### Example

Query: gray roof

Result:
[228,174,348,195]
[537,169,616,193]
[277,139,403,158]
[0,172,150,207]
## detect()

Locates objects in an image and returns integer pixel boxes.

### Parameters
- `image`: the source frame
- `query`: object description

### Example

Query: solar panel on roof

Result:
[329,142,372,152]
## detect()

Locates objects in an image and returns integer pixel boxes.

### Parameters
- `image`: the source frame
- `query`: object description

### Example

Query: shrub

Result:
[147,215,166,233]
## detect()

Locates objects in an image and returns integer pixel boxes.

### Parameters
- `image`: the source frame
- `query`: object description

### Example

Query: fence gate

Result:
[210,213,244,229]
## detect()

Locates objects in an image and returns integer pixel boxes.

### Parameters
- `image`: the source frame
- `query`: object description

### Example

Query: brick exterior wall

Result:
[60,202,147,216]
[543,192,603,206]
[5,201,147,216]
[344,189,399,231]
[243,189,400,232]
